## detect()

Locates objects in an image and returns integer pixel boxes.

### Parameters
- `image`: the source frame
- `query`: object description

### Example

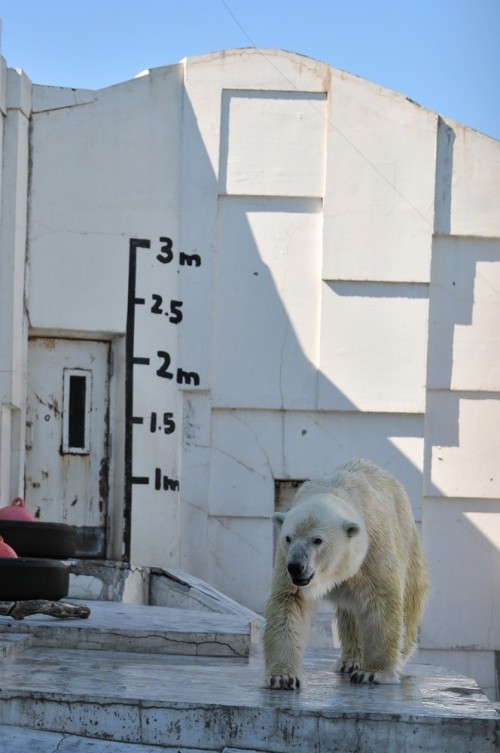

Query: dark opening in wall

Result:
[63,369,91,454]
[68,375,87,449]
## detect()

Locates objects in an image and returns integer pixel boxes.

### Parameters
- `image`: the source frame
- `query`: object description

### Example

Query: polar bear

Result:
[263,459,428,688]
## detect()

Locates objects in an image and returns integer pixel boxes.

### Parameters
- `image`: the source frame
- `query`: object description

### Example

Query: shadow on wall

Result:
[204,195,431,608]
[179,81,436,583]
[421,502,500,655]
[425,236,500,499]
[179,80,499,629]
[207,196,428,509]
[428,237,500,393]
[172,83,440,609]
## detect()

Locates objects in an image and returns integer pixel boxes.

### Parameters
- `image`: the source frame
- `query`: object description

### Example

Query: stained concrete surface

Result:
[0,600,497,752]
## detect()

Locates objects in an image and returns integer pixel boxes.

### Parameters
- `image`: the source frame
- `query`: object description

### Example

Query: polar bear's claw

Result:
[266,674,301,690]
[350,670,400,685]
[337,659,361,674]
[350,671,377,684]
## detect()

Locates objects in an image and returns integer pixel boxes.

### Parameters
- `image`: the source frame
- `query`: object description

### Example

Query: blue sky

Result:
[1,0,499,140]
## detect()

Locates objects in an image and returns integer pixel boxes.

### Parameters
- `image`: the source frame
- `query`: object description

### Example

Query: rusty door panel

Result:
[25,338,110,557]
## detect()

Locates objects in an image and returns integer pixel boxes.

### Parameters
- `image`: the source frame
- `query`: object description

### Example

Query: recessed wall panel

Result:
[318,282,428,412]
[221,90,326,196]
[212,197,322,409]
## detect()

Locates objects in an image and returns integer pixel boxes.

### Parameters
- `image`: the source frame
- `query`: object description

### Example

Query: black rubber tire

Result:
[0,521,77,559]
[0,558,69,601]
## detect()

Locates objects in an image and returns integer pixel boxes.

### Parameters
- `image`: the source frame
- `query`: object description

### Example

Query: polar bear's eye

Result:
[313,537,323,546]
[285,535,292,543]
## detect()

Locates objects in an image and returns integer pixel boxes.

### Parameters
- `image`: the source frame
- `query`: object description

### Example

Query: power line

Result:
[218,0,434,228]
[219,0,258,48]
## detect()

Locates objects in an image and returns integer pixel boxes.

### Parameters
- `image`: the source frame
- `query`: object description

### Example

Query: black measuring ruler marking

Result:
[124,237,151,561]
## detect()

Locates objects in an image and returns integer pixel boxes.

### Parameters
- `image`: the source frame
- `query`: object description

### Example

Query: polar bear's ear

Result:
[271,512,286,530]
[343,521,360,538]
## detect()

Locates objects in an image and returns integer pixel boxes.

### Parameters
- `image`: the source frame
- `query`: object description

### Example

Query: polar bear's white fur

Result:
[263,459,428,688]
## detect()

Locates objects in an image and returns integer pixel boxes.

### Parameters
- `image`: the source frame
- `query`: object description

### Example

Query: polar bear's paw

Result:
[335,658,361,675]
[265,674,301,690]
[350,669,400,685]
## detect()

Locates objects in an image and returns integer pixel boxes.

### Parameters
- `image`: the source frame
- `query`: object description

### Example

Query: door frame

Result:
[25,335,120,559]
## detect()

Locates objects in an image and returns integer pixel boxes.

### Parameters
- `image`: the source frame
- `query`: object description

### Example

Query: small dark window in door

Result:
[62,369,92,454]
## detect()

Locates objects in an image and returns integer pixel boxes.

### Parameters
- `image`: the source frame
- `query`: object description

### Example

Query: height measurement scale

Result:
[124,237,201,562]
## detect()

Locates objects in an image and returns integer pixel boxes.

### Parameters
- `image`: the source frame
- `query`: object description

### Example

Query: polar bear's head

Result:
[272,492,368,596]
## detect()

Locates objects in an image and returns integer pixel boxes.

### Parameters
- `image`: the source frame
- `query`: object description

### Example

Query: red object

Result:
[0,498,36,522]
[0,535,18,558]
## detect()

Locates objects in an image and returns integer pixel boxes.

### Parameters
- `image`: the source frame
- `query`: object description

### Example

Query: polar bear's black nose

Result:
[287,561,306,578]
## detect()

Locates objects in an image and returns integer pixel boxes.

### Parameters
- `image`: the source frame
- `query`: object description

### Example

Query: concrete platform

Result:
[0,600,497,753]
[0,599,257,657]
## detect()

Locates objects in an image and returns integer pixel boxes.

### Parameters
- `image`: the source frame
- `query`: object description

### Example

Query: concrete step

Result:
[0,729,262,753]
[0,632,32,660]
[0,725,245,753]
[0,600,497,752]
[0,642,498,752]
[0,599,258,658]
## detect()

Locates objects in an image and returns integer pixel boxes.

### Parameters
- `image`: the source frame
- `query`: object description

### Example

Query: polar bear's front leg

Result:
[350,596,404,685]
[263,586,316,690]
[334,608,362,674]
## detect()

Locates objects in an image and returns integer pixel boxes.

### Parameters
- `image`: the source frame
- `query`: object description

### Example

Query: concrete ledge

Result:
[0,632,32,660]
[0,638,497,752]
[0,726,218,753]
[0,599,256,658]
[67,561,264,625]
[0,599,497,752]
[149,567,264,622]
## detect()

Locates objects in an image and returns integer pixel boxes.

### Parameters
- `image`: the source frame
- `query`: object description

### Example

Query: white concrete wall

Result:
[421,235,500,700]
[175,51,437,615]
[27,65,185,563]
[0,47,499,699]
[0,63,31,505]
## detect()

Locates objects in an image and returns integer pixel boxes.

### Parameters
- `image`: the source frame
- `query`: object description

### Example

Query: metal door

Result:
[25,338,110,557]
